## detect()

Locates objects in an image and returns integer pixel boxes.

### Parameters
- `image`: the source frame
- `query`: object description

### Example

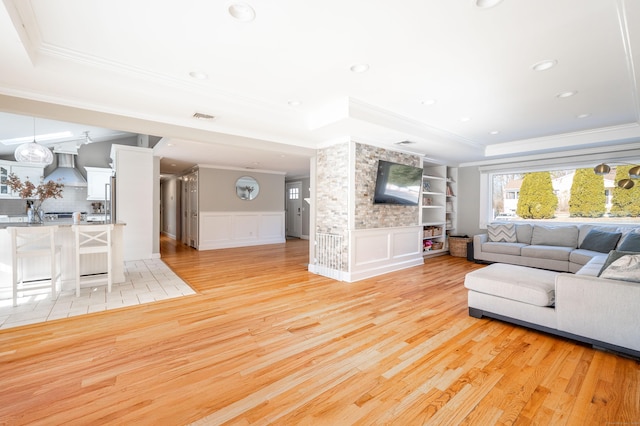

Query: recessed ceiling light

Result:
[189,71,209,80]
[576,113,591,119]
[489,130,500,135]
[288,100,301,107]
[556,91,577,98]
[532,59,557,71]
[421,99,437,106]
[460,117,471,122]
[475,0,503,8]
[228,2,255,22]
[167,143,174,147]
[350,63,370,73]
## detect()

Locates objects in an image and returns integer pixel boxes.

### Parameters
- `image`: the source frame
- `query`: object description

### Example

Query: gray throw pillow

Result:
[598,250,639,276]
[600,254,640,283]
[579,229,622,253]
[618,232,640,252]
[488,223,517,242]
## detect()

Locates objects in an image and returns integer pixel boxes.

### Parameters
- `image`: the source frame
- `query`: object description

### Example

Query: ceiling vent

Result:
[193,112,216,120]
[395,140,416,146]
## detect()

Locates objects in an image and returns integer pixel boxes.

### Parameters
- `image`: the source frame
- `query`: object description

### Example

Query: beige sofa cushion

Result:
[464,263,557,307]
[531,225,579,248]
[570,248,604,266]
[481,242,527,256]
[515,224,533,244]
[521,245,573,261]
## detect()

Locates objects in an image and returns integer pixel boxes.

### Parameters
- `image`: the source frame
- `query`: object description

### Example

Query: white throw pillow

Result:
[488,223,517,243]
[600,254,640,283]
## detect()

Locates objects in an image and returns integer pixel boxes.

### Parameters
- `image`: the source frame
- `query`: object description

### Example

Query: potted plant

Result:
[7,173,64,223]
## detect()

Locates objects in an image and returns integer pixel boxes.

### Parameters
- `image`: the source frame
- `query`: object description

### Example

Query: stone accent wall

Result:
[354,143,420,229]
[316,142,350,272]
[314,142,421,273]
[316,142,349,234]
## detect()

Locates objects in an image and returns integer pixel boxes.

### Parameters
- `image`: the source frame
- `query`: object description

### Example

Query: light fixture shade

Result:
[629,165,640,179]
[14,141,54,165]
[617,178,635,189]
[593,163,611,175]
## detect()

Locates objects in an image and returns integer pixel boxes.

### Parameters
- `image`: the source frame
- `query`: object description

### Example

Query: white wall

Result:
[111,145,153,261]
[197,166,286,250]
[457,166,484,237]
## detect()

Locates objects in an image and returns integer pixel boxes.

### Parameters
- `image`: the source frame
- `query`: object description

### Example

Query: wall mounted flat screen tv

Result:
[373,160,423,205]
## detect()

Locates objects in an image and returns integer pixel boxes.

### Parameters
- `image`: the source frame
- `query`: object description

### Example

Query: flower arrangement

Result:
[7,173,64,222]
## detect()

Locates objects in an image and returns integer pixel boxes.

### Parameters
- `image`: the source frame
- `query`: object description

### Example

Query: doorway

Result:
[182,171,198,248]
[285,181,302,238]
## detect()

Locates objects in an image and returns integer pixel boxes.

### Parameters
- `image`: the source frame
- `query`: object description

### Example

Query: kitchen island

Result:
[0,222,126,300]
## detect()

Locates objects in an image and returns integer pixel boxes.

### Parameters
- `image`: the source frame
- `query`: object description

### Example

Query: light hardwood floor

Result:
[0,237,638,425]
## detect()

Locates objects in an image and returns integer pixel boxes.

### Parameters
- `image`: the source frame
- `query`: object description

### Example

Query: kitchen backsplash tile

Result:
[42,186,93,213]
[1,187,99,215]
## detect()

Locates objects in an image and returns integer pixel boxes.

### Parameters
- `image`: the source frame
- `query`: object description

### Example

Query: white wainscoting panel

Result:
[347,226,424,282]
[199,211,285,250]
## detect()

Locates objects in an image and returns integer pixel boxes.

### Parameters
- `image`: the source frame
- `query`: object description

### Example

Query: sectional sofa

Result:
[466,222,640,358]
[473,222,640,273]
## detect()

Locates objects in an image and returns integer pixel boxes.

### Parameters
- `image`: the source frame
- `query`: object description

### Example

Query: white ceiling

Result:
[0,0,639,177]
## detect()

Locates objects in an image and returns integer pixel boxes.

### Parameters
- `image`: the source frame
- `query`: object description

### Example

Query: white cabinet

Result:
[0,160,44,199]
[85,167,113,200]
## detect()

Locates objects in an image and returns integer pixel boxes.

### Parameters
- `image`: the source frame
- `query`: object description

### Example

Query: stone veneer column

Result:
[316,142,350,271]
[315,142,421,275]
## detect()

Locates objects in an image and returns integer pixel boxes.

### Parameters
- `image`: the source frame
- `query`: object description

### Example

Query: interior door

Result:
[286,181,302,238]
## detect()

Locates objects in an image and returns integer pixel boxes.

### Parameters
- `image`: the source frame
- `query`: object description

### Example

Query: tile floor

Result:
[0,258,196,330]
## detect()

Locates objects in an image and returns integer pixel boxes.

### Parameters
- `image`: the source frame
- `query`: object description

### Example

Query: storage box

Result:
[449,236,472,257]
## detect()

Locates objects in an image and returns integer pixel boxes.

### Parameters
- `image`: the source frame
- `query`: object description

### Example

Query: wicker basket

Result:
[449,236,472,257]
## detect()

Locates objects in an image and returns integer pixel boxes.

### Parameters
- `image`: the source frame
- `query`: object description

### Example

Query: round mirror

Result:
[235,176,260,200]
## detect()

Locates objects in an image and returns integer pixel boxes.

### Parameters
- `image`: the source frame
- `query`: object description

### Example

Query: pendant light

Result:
[617,178,635,189]
[593,163,610,175]
[14,117,54,165]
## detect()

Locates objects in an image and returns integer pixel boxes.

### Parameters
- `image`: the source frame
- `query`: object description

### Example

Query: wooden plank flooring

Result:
[0,236,638,425]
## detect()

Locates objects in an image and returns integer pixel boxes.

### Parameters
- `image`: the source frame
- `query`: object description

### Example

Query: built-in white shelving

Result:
[421,164,458,256]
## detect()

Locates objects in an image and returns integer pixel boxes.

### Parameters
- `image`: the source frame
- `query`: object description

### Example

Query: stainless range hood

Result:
[44,153,88,187]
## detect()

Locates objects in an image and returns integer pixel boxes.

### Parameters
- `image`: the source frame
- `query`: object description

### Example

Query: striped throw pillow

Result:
[488,223,517,243]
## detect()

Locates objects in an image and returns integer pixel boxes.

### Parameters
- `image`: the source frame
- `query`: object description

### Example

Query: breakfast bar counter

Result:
[0,222,126,299]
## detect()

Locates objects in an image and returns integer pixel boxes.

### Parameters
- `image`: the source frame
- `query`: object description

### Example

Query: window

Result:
[487,166,640,224]
[288,187,299,200]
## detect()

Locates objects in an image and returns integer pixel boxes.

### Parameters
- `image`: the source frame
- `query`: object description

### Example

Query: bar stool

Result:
[8,226,61,307]
[73,224,114,297]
